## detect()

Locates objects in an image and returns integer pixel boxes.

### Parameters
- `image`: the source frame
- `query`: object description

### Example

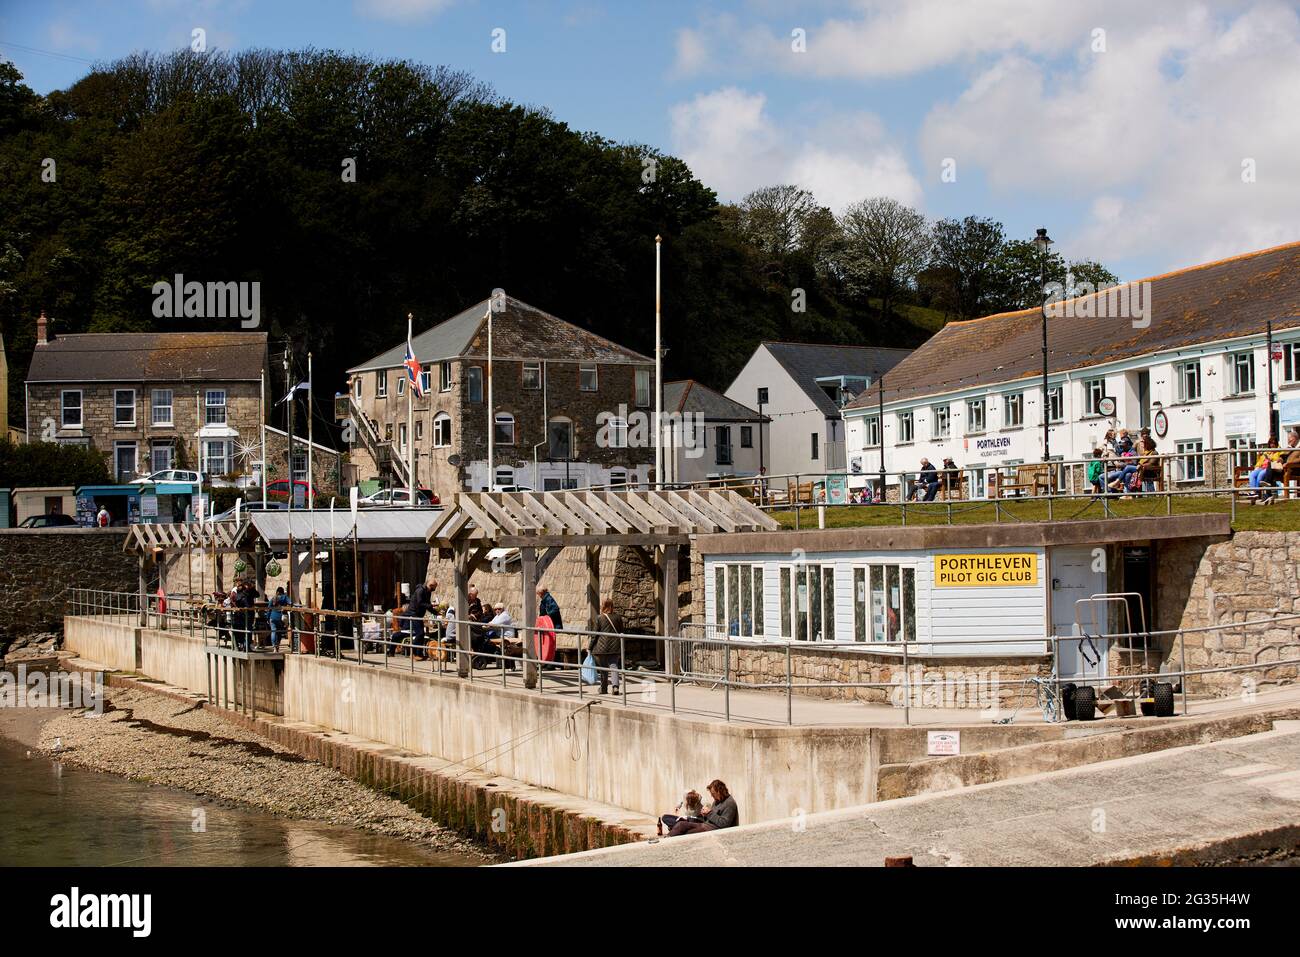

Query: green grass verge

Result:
[770,494,1300,533]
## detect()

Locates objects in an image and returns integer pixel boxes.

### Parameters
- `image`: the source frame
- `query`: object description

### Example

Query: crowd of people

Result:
[1244,427,1300,505]
[1087,427,1162,498]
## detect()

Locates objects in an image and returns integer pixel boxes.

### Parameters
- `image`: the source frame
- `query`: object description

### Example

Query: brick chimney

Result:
[36,310,50,345]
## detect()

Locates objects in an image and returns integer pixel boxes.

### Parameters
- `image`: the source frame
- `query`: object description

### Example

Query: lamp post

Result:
[1035,227,1053,463]
[654,235,662,490]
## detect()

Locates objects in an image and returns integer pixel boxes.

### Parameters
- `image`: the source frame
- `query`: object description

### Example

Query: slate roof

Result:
[348,295,652,373]
[760,342,913,416]
[844,240,1300,410]
[664,379,767,422]
[27,332,268,383]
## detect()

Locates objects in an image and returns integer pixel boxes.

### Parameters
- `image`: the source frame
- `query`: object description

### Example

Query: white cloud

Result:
[669,87,922,211]
[917,1,1300,270]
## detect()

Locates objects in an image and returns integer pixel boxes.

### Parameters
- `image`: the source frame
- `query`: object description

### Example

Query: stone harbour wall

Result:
[1160,531,1300,696]
[0,528,136,653]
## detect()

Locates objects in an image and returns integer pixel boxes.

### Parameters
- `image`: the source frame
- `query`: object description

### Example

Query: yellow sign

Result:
[934,553,1038,588]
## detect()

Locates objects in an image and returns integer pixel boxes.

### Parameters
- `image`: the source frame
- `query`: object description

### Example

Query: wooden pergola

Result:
[427,489,779,685]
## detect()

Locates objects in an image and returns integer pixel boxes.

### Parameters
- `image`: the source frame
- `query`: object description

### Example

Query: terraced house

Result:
[343,294,655,495]
[24,317,268,482]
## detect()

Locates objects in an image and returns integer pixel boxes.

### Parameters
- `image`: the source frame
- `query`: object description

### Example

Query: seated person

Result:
[910,459,939,502]
[667,779,739,836]
[1250,450,1283,503]
[659,790,705,835]
[485,602,519,670]
[1087,448,1106,496]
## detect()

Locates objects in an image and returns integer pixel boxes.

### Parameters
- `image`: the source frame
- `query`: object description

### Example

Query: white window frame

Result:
[1283,342,1300,384]
[398,422,408,452]
[433,412,452,448]
[851,562,916,643]
[1229,352,1255,396]
[1176,439,1205,482]
[202,439,229,477]
[1227,434,1254,470]
[712,562,765,639]
[397,375,405,397]
[1046,387,1064,424]
[1004,392,1023,429]
[353,377,362,399]
[607,415,628,449]
[931,404,951,440]
[715,426,732,465]
[61,389,83,429]
[965,398,985,435]
[440,361,452,393]
[896,410,913,444]
[522,363,542,391]
[779,562,836,642]
[421,366,432,394]
[376,370,388,398]
[494,412,516,446]
[151,389,173,426]
[1177,360,1202,403]
[205,389,227,425]
[150,441,173,474]
[112,389,136,427]
[865,415,881,448]
[579,364,598,392]
[1083,378,1106,417]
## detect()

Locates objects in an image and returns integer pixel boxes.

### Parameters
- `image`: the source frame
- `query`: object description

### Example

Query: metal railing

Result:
[67,588,1300,727]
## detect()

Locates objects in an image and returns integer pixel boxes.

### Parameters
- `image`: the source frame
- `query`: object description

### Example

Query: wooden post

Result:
[137,555,148,627]
[663,544,679,668]
[521,546,539,689]
[455,548,471,678]
[585,545,601,631]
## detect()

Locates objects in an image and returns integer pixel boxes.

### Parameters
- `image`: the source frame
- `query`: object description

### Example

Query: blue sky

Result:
[4,0,1300,284]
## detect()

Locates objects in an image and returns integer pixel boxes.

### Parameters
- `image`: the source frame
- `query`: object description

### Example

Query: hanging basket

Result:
[265,559,282,578]
[233,558,248,575]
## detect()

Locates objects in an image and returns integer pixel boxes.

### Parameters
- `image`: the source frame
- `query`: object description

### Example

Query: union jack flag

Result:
[404,337,424,397]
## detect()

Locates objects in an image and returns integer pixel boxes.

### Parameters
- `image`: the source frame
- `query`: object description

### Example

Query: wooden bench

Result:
[995,464,1054,497]
[1236,460,1300,499]
[938,471,966,500]
[787,480,814,505]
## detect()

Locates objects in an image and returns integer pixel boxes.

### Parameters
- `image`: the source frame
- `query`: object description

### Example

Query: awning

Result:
[196,424,239,439]
[77,485,142,497]
[154,482,198,495]
[248,507,439,551]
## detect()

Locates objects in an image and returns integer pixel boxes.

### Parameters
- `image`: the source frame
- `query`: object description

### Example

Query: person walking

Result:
[588,597,624,695]
[96,505,111,528]
[268,586,290,652]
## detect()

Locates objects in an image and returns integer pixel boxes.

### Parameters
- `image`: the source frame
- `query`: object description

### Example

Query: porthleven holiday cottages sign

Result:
[934,553,1039,587]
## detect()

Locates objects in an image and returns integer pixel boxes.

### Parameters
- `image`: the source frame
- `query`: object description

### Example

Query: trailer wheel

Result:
[1153,681,1175,717]
[1074,685,1097,721]
[1060,683,1077,721]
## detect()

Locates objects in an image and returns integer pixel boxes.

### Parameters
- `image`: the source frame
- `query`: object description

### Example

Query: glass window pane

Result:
[870,565,885,642]
[780,567,792,640]
[886,566,901,642]
[853,568,866,642]
[822,567,835,642]
[796,567,809,641]
[752,567,764,636]
[714,566,725,632]
[727,564,740,636]
[902,568,916,642]
[809,566,822,641]
[740,564,752,635]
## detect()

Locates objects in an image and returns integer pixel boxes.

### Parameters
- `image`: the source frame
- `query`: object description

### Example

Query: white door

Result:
[1051,546,1109,680]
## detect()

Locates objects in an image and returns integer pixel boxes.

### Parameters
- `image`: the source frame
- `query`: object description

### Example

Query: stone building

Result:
[25,316,268,482]
[342,294,655,495]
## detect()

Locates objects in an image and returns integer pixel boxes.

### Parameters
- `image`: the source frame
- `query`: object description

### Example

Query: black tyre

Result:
[1060,683,1077,721]
[1153,681,1175,717]
[1074,685,1097,721]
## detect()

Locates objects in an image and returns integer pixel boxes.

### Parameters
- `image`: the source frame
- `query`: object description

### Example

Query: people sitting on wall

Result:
[908,459,939,502]
[485,602,519,671]
[664,780,740,836]
[1137,436,1161,493]
[1106,448,1138,495]
[1087,448,1107,497]
[1248,449,1283,504]
[658,790,705,836]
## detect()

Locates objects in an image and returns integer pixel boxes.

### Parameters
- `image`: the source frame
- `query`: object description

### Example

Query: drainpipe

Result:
[532,360,548,490]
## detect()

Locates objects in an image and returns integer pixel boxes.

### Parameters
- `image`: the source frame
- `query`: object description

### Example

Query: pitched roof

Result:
[759,341,913,416]
[664,379,767,422]
[844,240,1300,410]
[348,295,652,373]
[26,332,267,383]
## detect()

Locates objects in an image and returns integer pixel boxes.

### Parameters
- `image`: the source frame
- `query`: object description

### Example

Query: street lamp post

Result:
[1035,227,1053,463]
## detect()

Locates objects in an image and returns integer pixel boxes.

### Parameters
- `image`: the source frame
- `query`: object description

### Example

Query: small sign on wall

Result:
[927,731,960,756]
[934,553,1039,587]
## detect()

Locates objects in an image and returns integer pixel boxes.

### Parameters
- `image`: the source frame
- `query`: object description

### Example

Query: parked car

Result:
[489,484,534,494]
[18,513,78,528]
[358,488,440,507]
[210,501,290,522]
[130,469,202,485]
[263,479,318,505]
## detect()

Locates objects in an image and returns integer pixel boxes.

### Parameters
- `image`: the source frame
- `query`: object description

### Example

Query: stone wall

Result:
[688,642,1050,710]
[0,528,136,652]
[1157,531,1300,696]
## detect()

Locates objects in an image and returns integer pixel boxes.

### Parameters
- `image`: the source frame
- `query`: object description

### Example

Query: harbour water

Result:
[0,737,480,867]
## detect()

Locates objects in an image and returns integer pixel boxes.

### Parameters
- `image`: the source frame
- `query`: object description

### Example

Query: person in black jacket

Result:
[409,577,435,660]
[910,459,940,502]
[588,597,624,695]
[668,779,740,836]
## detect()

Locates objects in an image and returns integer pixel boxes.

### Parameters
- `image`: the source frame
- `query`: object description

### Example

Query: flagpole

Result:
[654,235,662,490]
[486,298,494,492]
[260,367,267,507]
[407,313,415,504]
[307,351,314,510]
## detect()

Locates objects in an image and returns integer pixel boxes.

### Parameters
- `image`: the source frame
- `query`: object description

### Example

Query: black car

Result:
[18,513,78,528]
